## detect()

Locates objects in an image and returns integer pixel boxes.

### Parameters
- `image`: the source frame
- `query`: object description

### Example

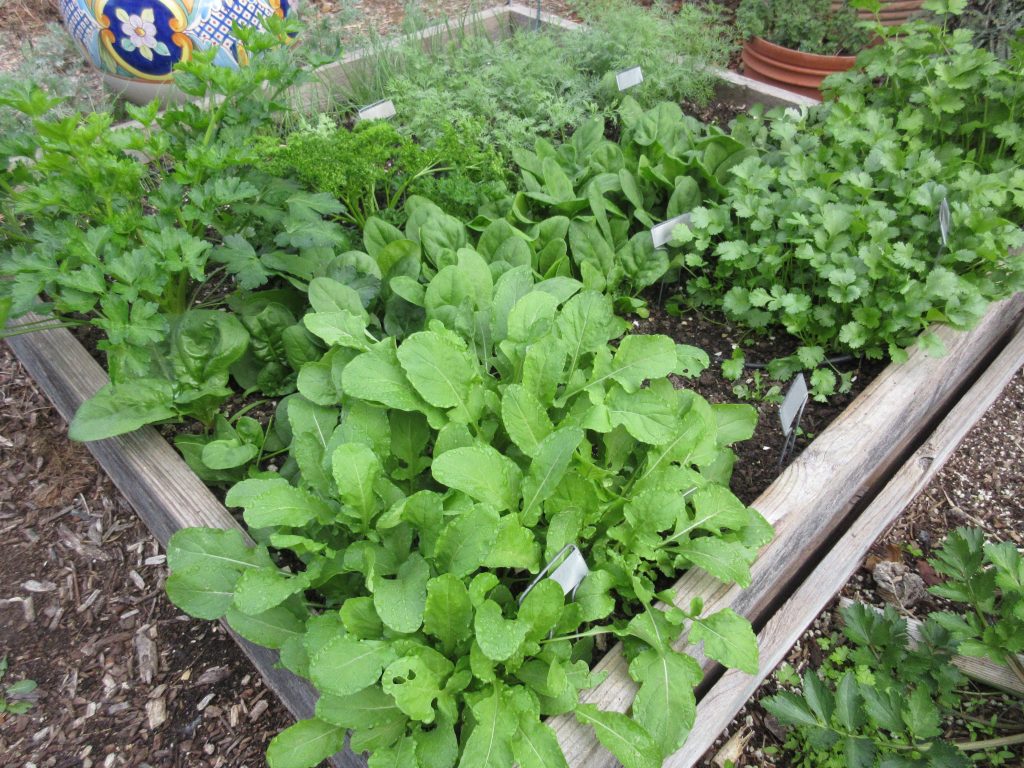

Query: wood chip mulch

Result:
[0,342,296,768]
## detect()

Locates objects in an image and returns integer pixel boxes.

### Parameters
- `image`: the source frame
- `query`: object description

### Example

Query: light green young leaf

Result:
[674,537,754,587]
[521,427,584,522]
[604,334,678,394]
[458,684,517,768]
[690,608,758,674]
[310,637,396,696]
[474,600,528,662]
[501,383,553,455]
[241,484,333,530]
[266,718,347,768]
[631,650,700,756]
[397,330,478,416]
[343,341,444,424]
[68,379,177,441]
[232,568,308,616]
[432,444,523,512]
[316,686,406,730]
[512,718,570,768]
[435,504,500,578]
[165,563,238,620]
[226,604,305,649]
[574,704,661,768]
[166,527,272,574]
[423,573,473,654]
[373,554,430,634]
[332,442,381,523]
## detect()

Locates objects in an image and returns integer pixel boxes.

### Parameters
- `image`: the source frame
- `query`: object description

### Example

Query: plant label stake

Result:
[651,212,691,249]
[519,544,589,603]
[358,99,396,121]
[778,373,808,467]
[615,66,644,91]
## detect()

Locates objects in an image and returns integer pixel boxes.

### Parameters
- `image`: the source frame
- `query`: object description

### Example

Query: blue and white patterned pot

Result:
[58,0,296,103]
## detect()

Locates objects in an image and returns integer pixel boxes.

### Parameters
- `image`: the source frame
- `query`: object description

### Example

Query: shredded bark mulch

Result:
[0,343,297,768]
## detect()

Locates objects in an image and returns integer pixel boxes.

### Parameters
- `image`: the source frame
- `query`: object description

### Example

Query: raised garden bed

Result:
[5,4,1024,767]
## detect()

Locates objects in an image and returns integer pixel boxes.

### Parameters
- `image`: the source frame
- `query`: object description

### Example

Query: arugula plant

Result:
[167,259,770,767]
[0,19,352,440]
[671,16,1024,397]
[764,528,1024,767]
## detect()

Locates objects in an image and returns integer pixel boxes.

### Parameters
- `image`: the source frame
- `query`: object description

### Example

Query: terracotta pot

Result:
[831,0,925,26]
[740,36,857,101]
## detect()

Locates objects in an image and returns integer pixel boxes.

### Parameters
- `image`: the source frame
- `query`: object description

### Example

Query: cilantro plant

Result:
[166,242,770,767]
[671,13,1024,398]
[764,528,1024,767]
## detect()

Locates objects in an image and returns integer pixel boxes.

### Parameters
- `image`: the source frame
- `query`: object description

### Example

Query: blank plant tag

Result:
[616,66,644,91]
[519,544,589,603]
[779,373,808,437]
[651,212,691,249]
[549,547,589,597]
[357,99,396,121]
[938,197,950,247]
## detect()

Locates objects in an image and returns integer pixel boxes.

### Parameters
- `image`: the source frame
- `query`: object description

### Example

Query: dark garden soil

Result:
[698,367,1024,768]
[634,303,885,504]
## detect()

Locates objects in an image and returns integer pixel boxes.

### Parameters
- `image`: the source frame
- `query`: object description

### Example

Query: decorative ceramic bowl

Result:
[58,0,296,103]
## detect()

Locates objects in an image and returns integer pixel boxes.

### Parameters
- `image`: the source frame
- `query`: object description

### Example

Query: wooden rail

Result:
[666,313,1024,766]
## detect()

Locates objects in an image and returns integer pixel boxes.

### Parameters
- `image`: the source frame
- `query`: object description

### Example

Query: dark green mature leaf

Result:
[69,379,178,441]
[762,691,821,729]
[521,427,584,522]
[474,600,527,662]
[512,718,570,768]
[501,383,553,455]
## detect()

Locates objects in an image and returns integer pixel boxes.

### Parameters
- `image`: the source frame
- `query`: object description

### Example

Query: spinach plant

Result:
[167,257,770,767]
[478,97,752,315]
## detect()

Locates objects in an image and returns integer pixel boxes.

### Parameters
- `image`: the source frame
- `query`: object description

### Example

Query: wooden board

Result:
[5,316,367,768]
[838,598,1024,698]
[664,314,1024,767]
[550,294,1024,765]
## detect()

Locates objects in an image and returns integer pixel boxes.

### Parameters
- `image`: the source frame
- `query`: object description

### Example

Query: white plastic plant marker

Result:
[779,373,809,437]
[615,66,644,91]
[519,544,589,603]
[939,197,950,247]
[651,212,691,249]
[357,99,397,121]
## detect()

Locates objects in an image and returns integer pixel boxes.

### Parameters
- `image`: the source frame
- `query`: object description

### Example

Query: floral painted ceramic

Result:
[59,0,296,102]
